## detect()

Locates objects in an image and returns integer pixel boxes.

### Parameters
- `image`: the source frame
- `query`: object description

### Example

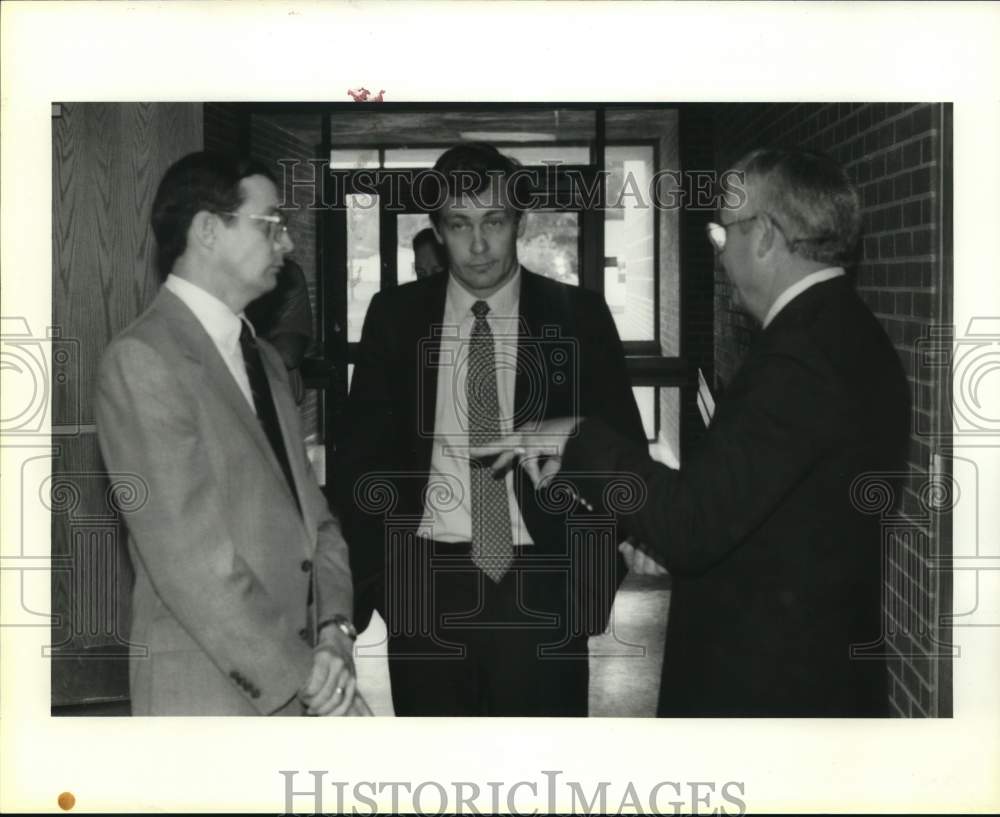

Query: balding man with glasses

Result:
[476,148,911,716]
[96,151,368,716]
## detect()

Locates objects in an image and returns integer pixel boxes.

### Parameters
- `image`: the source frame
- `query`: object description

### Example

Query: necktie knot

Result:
[471,300,491,320]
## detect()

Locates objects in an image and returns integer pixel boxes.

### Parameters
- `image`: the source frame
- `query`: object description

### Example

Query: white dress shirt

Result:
[163,274,255,409]
[419,270,534,546]
[762,266,846,329]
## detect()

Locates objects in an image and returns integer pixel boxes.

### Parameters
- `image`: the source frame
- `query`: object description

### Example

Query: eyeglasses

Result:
[217,211,290,242]
[705,215,758,252]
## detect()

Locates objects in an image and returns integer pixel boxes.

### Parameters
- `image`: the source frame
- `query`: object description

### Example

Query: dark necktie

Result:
[467,300,514,582]
[239,319,301,515]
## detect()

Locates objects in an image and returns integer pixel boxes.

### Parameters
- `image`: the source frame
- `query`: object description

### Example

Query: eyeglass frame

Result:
[216,210,291,242]
[705,210,810,254]
[705,214,760,253]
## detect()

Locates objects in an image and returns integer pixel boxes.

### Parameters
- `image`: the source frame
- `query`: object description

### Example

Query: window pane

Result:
[397,213,437,284]
[633,386,657,441]
[383,148,443,169]
[330,148,379,169]
[605,146,655,341]
[346,193,380,343]
[517,211,578,286]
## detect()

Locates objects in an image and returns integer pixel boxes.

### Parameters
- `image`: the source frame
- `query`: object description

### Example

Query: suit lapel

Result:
[513,269,538,425]
[413,274,450,472]
[261,343,313,540]
[514,269,572,424]
[152,289,307,531]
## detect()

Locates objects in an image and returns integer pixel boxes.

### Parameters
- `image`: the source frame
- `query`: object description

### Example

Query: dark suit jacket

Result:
[338,268,646,635]
[563,277,911,716]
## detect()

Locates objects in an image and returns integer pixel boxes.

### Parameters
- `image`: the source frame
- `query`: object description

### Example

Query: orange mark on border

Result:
[58,791,76,810]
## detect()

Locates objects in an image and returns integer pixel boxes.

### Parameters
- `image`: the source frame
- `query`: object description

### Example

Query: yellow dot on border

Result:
[58,791,76,811]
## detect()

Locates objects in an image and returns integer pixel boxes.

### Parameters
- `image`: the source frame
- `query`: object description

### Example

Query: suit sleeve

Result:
[578,292,646,446]
[562,345,842,575]
[95,338,313,714]
[307,483,355,631]
[572,291,647,597]
[335,291,395,630]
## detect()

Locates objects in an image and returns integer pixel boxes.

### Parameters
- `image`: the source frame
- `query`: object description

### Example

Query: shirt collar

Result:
[163,274,247,352]
[763,267,845,328]
[446,266,521,320]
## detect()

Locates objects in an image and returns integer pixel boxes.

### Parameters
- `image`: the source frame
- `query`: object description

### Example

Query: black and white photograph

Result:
[2,2,998,814]
[45,100,953,722]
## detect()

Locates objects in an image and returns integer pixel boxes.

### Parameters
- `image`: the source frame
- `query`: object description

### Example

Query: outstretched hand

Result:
[470,417,580,489]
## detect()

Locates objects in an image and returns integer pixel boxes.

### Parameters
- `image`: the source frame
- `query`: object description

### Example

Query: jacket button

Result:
[301,559,312,573]
[251,689,261,699]
[298,627,309,641]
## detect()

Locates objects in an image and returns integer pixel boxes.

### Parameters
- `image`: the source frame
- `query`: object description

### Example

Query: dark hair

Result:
[738,148,862,267]
[413,227,443,252]
[151,151,276,278]
[426,142,527,226]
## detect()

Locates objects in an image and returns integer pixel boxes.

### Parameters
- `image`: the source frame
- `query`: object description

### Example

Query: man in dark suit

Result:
[477,148,911,716]
[339,142,645,716]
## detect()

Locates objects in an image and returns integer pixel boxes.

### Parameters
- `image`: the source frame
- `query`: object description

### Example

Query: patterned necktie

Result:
[239,319,301,516]
[467,300,514,582]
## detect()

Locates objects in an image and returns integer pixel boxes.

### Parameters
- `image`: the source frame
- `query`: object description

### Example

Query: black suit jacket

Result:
[338,268,646,635]
[563,277,911,715]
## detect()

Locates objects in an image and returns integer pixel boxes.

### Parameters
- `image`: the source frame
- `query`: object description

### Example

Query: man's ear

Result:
[188,210,218,253]
[756,212,778,258]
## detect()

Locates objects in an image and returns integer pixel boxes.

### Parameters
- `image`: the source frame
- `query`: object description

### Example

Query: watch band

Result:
[317,614,358,642]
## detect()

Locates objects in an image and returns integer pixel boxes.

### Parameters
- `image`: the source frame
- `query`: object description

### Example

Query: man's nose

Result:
[469,226,488,254]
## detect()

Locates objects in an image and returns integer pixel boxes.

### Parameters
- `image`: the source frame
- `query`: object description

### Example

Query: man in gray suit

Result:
[96,151,368,716]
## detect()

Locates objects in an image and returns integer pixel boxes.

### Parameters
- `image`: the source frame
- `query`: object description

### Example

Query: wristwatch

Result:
[318,614,358,642]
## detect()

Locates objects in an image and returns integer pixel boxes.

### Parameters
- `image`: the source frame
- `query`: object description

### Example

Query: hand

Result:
[618,540,669,577]
[299,626,358,716]
[470,417,580,489]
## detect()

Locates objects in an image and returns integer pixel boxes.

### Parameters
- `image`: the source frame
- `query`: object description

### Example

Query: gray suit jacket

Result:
[96,287,352,715]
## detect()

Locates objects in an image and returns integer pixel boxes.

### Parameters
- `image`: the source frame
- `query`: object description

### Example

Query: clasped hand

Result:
[298,627,372,716]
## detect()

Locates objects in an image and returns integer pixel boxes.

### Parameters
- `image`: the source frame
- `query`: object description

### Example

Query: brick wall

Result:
[710,102,952,716]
